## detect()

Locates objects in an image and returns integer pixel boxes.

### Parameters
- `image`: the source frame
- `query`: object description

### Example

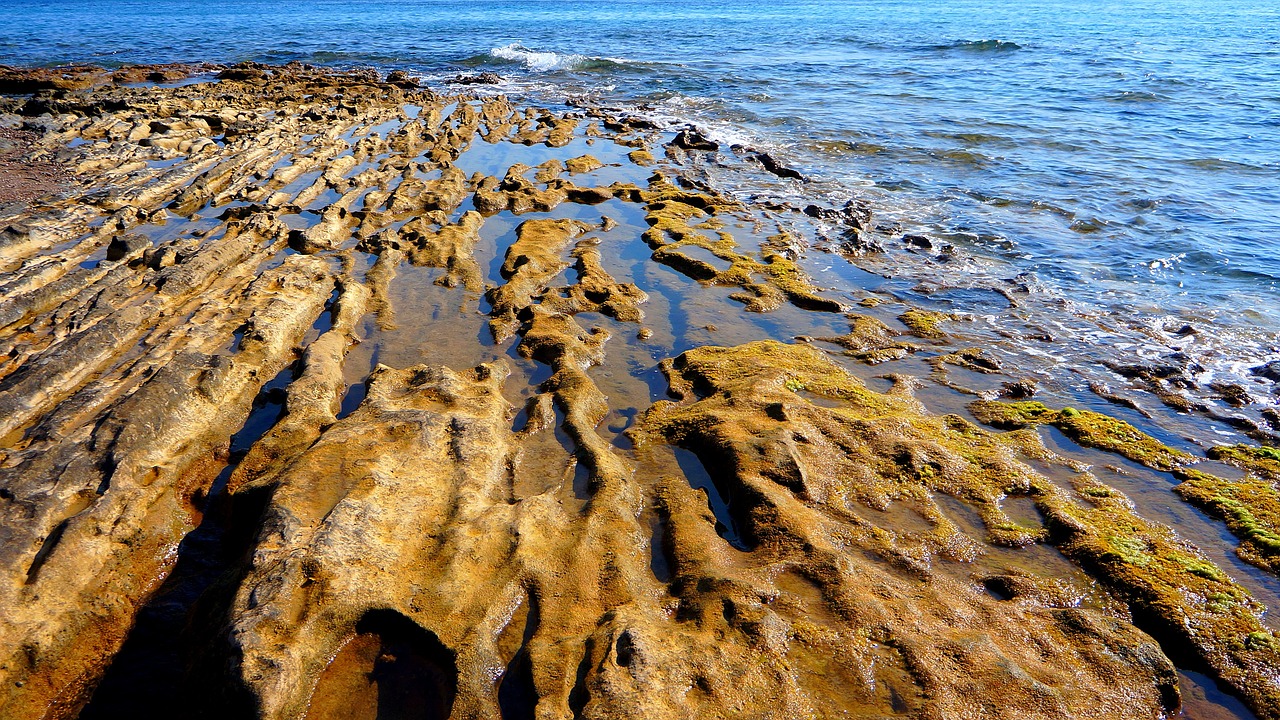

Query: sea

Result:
[3,0,1279,410]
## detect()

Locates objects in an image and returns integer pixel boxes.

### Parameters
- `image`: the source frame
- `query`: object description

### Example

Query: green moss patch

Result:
[898,308,955,339]
[969,400,1192,471]
[1209,444,1280,480]
[641,341,1280,718]
[1176,467,1280,574]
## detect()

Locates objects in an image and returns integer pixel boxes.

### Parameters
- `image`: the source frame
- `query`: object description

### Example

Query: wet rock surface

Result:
[0,64,1277,720]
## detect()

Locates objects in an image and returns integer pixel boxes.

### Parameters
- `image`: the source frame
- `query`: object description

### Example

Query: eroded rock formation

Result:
[0,64,1276,720]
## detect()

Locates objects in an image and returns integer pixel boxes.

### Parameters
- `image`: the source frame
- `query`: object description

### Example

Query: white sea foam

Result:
[490,44,567,71]
[488,43,627,73]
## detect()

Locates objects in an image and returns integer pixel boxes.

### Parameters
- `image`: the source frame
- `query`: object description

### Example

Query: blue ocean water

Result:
[3,0,1279,374]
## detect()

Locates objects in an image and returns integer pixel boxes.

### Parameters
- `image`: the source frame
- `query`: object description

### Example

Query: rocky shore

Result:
[0,62,1278,719]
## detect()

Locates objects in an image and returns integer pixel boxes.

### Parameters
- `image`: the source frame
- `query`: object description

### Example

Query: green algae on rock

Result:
[565,154,606,174]
[898,307,955,339]
[635,341,1184,717]
[814,313,918,364]
[627,148,655,166]
[935,346,1003,374]
[1175,442,1280,575]
[639,341,1280,719]
[1210,444,1280,479]
[1175,468,1280,573]
[1034,470,1280,719]
[638,174,845,313]
[968,400,1193,472]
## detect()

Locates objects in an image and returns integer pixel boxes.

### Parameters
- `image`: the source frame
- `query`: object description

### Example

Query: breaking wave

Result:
[484,43,630,73]
[931,39,1024,52]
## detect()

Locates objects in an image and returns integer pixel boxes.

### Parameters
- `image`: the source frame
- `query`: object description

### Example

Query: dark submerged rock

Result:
[1252,361,1280,383]
[753,152,805,181]
[451,72,502,85]
[671,128,719,151]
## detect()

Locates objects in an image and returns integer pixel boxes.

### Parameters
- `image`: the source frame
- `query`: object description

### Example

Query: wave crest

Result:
[933,39,1023,52]
[486,43,628,73]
